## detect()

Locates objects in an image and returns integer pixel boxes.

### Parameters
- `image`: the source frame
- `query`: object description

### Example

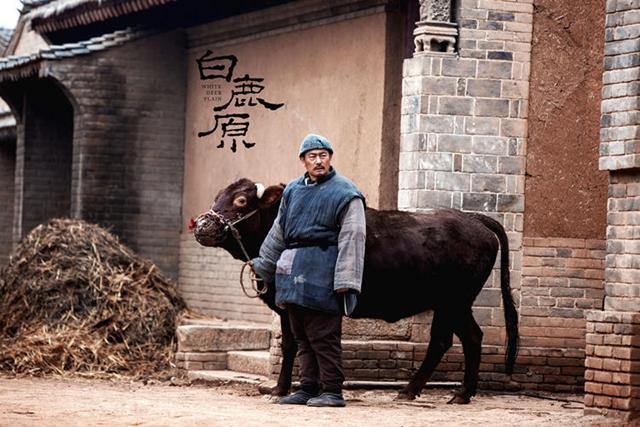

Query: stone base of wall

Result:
[584,310,640,421]
[175,351,227,371]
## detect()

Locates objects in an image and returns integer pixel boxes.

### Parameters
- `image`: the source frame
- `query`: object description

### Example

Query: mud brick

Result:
[475,98,510,117]
[594,345,614,358]
[561,366,585,376]
[585,382,603,394]
[438,134,472,153]
[466,79,502,97]
[438,96,474,115]
[203,361,226,370]
[442,58,477,77]
[611,397,637,411]
[421,77,458,95]
[371,342,398,351]
[343,360,364,369]
[465,117,501,135]
[397,360,414,369]
[363,360,380,369]
[594,395,613,409]
[342,350,356,359]
[184,361,204,370]
[586,357,603,369]
[603,384,632,398]
[593,371,613,383]
[477,61,512,79]
[462,193,497,211]
[613,373,634,386]
[379,360,397,369]
[352,369,379,379]
[390,351,412,360]
[356,350,389,360]
[488,11,515,21]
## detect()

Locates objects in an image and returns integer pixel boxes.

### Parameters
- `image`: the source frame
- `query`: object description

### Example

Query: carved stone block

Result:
[413,21,458,56]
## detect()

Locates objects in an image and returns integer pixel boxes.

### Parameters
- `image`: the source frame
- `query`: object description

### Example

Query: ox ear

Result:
[258,184,284,208]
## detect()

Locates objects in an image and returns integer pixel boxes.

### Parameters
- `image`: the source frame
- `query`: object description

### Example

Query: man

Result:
[251,133,366,407]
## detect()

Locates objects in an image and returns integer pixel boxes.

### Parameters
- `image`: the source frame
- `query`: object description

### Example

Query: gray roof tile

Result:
[0,27,148,77]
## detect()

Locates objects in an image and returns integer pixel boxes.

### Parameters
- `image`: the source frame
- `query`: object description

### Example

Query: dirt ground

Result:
[0,376,616,426]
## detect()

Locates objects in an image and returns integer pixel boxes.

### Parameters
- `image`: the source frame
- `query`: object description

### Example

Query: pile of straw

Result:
[0,218,185,378]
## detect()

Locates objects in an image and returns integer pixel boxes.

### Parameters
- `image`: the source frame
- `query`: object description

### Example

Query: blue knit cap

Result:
[298,133,333,157]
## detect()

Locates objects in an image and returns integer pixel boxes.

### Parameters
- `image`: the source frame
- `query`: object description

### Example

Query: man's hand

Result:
[335,288,349,294]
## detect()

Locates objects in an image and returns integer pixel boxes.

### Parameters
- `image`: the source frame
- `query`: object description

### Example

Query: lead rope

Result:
[223,210,268,298]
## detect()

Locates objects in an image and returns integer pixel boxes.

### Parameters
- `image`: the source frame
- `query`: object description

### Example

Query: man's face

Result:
[300,149,332,181]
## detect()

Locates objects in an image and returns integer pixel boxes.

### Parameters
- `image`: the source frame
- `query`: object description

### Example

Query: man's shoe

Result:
[278,390,318,405]
[306,392,346,407]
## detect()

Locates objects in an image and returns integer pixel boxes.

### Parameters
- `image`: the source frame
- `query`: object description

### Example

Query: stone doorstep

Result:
[227,350,271,376]
[176,322,271,352]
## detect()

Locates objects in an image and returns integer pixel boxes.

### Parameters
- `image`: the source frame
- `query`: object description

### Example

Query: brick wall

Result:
[179,235,272,323]
[583,171,640,419]
[585,310,640,419]
[520,237,605,392]
[0,136,15,266]
[399,0,532,386]
[598,2,640,171]
[603,171,640,312]
[585,0,640,420]
[49,31,187,279]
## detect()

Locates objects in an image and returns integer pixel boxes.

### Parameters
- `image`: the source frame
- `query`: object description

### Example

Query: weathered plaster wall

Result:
[179,8,401,322]
[525,0,607,239]
[182,12,388,220]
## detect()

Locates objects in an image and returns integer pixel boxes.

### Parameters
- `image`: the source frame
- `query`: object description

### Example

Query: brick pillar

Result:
[399,0,532,384]
[585,0,640,420]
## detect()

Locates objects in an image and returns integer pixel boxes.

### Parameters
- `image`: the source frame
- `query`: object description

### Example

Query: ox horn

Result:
[256,183,265,199]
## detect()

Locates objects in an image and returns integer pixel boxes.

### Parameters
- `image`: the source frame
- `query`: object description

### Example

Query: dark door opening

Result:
[21,79,74,237]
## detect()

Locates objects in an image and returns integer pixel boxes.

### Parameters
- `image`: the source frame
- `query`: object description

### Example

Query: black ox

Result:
[191,178,519,404]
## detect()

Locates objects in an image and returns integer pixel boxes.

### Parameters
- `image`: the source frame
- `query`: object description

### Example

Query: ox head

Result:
[191,178,284,249]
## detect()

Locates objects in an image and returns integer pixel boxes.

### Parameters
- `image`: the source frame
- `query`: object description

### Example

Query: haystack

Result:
[0,218,185,378]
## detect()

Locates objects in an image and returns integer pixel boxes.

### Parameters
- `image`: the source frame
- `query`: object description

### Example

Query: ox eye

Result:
[233,196,247,207]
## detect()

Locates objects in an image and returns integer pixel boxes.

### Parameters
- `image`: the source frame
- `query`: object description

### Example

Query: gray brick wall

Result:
[599,1,640,170]
[2,31,186,279]
[400,0,531,338]
[397,0,539,389]
[602,170,640,313]
[50,31,187,279]
[0,136,15,266]
[586,0,640,419]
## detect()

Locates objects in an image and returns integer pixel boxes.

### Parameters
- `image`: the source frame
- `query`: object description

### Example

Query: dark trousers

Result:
[287,304,344,394]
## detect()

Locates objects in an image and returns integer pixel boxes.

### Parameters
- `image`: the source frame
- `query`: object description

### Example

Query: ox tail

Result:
[471,213,519,375]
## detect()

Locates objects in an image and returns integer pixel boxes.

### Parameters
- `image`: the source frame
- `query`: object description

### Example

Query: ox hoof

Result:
[447,393,471,405]
[395,391,417,401]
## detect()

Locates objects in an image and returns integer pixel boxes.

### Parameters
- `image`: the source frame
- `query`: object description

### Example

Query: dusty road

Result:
[0,377,613,426]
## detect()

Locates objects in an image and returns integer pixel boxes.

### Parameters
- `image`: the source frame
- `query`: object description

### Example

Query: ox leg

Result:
[397,310,453,401]
[448,309,483,404]
[272,312,297,397]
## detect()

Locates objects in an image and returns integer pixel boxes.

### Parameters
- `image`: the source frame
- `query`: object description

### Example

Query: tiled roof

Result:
[0,27,147,82]
[29,0,179,33]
